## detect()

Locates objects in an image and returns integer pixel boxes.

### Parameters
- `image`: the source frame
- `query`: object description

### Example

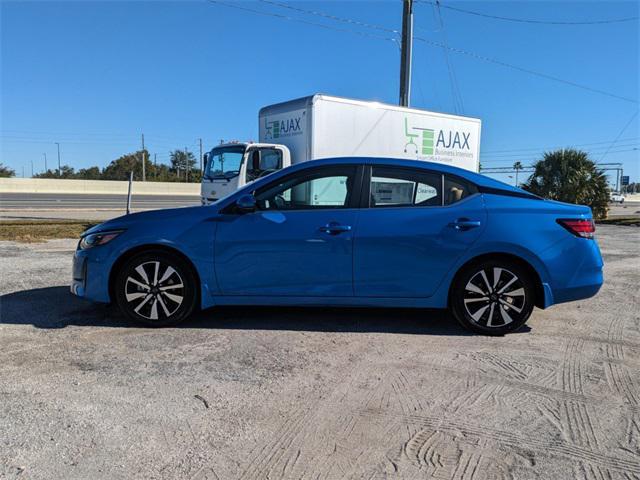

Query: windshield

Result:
[205,145,246,179]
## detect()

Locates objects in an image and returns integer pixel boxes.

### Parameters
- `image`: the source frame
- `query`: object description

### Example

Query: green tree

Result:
[58,165,77,179]
[169,149,199,182]
[33,169,57,179]
[33,165,76,178]
[522,149,609,219]
[0,163,16,177]
[102,150,152,181]
[76,166,102,180]
[513,161,523,187]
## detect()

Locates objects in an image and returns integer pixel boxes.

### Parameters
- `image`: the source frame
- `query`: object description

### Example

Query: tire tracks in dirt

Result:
[358,409,640,476]
[604,316,640,407]
[557,338,601,451]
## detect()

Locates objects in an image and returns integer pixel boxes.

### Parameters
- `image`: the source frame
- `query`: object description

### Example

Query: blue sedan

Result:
[71,157,603,335]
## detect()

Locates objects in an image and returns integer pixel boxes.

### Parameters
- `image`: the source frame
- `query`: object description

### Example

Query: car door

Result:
[353,165,487,298]
[215,165,362,296]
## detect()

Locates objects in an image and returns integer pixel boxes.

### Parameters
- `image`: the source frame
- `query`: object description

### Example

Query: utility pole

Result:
[31,160,34,177]
[55,142,61,177]
[185,147,189,182]
[199,138,203,174]
[141,134,146,182]
[154,153,157,179]
[43,153,47,173]
[399,0,413,107]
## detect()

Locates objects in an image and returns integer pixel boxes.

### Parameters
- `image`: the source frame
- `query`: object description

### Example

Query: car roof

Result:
[285,157,528,194]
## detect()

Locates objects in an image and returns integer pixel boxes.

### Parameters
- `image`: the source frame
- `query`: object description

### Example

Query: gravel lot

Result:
[1,225,639,480]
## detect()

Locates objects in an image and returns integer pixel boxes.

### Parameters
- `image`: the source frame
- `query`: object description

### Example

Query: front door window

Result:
[255,166,357,210]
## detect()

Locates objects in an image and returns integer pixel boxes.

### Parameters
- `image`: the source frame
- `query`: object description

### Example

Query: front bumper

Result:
[70,249,111,303]
[70,252,87,297]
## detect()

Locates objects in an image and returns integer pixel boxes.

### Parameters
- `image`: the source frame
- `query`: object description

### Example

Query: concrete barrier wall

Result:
[0,178,200,196]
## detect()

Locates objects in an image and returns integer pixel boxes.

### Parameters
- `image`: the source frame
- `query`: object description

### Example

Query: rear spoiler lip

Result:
[477,185,542,200]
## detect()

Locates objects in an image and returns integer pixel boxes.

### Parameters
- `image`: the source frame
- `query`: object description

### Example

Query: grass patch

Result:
[0,220,99,243]
[597,217,640,227]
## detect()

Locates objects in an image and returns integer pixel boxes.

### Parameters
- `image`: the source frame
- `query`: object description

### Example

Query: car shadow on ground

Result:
[0,286,531,336]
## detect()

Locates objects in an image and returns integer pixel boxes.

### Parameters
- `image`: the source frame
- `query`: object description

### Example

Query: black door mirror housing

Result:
[236,194,257,212]
[251,150,261,170]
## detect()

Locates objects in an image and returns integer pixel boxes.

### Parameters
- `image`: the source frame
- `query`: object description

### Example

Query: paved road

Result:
[1,193,637,223]
[608,200,640,217]
[1,226,639,479]
[0,193,200,210]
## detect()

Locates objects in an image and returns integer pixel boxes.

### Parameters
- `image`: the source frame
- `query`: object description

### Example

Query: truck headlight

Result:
[79,230,124,250]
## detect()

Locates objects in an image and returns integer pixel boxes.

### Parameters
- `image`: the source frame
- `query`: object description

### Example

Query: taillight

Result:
[557,218,595,239]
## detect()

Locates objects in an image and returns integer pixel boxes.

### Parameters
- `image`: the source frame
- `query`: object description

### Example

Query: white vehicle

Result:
[201,142,290,204]
[610,192,625,204]
[201,94,482,204]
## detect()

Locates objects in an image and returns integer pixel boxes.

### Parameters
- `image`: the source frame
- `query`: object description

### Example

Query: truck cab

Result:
[201,142,290,204]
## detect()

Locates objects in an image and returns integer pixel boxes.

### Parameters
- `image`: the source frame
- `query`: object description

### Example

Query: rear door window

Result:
[369,167,442,207]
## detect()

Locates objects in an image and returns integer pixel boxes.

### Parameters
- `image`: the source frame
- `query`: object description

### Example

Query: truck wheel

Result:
[114,250,197,327]
[450,260,535,335]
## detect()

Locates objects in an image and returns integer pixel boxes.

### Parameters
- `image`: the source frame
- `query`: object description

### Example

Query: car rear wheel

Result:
[115,250,197,326]
[451,260,535,335]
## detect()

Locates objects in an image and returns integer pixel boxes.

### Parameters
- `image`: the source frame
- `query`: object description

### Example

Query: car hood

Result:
[82,205,219,236]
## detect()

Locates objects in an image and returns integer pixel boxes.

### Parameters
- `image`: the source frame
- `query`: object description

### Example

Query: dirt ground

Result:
[1,225,639,480]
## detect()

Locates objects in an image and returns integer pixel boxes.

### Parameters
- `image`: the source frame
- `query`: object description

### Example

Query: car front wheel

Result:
[115,250,197,326]
[451,260,535,335]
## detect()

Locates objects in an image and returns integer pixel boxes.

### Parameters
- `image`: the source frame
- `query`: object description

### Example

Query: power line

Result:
[482,147,639,164]
[0,131,200,144]
[433,1,464,113]
[416,0,639,25]
[483,137,639,154]
[205,0,637,105]
[412,35,638,104]
[205,0,398,43]
[599,110,639,162]
[257,0,399,35]
[483,142,640,159]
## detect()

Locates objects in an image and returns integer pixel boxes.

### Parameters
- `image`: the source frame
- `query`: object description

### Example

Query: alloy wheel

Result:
[463,267,526,328]
[124,261,185,321]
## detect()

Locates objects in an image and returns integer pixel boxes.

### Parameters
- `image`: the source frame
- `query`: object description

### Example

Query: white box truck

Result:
[201,94,481,203]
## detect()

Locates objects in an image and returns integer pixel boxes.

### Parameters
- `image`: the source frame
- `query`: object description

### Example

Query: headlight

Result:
[79,230,124,250]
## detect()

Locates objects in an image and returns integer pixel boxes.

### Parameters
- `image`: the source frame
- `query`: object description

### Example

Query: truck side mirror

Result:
[236,194,257,213]
[203,153,209,171]
[251,150,261,170]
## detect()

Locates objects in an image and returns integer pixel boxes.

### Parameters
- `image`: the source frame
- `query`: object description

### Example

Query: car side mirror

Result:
[236,194,257,213]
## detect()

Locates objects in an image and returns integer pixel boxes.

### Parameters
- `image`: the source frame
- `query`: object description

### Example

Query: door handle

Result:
[450,218,481,231]
[319,222,352,235]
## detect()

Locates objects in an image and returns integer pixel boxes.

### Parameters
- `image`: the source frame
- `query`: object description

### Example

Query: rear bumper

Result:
[541,235,604,307]
[553,282,603,304]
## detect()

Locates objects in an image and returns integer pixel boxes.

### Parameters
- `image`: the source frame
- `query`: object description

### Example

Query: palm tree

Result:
[522,149,609,219]
[513,161,523,187]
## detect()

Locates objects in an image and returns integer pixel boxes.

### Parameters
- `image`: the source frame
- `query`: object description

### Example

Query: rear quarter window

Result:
[444,175,478,205]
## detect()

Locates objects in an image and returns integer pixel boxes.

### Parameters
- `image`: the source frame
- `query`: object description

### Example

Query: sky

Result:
[1,0,638,186]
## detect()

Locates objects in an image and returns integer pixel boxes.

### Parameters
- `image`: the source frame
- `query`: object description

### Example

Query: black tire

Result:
[114,250,198,327]
[450,259,535,335]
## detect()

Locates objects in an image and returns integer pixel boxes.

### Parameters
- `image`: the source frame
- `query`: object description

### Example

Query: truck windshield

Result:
[205,145,245,179]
